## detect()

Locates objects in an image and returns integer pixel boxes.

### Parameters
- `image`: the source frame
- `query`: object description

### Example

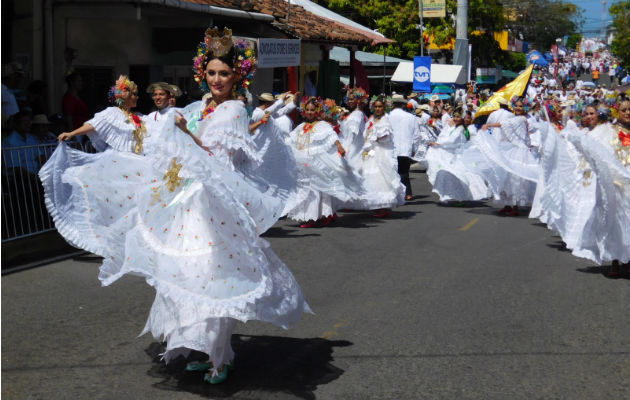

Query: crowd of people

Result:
[3,26,629,385]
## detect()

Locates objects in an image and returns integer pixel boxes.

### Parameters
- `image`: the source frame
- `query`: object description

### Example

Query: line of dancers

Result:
[38,26,629,386]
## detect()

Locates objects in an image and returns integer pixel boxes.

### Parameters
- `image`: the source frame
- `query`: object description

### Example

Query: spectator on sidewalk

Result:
[62,73,89,132]
[2,111,40,174]
[1,63,23,119]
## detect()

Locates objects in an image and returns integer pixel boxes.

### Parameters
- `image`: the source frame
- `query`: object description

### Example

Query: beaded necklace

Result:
[200,100,217,121]
[297,122,315,152]
[121,108,147,154]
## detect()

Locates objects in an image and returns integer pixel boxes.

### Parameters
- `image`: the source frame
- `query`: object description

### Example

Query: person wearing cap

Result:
[31,114,57,144]
[248,91,298,202]
[407,92,420,110]
[272,92,300,135]
[168,84,183,107]
[250,92,285,133]
[388,94,420,200]
[441,103,454,127]
[146,82,178,122]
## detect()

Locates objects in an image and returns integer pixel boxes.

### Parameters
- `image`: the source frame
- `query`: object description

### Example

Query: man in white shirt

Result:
[389,94,421,200]
[146,82,179,122]
[272,92,300,135]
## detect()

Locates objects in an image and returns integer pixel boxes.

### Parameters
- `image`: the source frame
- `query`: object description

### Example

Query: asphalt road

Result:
[2,168,629,400]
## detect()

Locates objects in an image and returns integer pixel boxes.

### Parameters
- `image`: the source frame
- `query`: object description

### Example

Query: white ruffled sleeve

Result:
[86,107,137,153]
[196,100,262,167]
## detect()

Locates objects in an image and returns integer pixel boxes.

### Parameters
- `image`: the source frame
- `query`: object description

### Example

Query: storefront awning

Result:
[390,61,466,84]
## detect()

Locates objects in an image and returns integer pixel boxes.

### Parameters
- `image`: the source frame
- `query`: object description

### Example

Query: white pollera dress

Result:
[39,104,311,375]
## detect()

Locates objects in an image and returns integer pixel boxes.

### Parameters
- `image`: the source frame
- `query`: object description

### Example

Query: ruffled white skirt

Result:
[39,141,311,370]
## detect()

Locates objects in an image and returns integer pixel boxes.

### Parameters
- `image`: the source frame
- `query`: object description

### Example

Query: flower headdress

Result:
[322,98,341,121]
[544,98,562,122]
[369,95,392,113]
[510,95,532,112]
[345,87,368,104]
[299,96,323,119]
[192,27,257,97]
[108,75,137,107]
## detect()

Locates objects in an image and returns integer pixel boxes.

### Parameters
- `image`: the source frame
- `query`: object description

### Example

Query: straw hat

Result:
[32,114,51,125]
[391,94,407,104]
[169,84,183,97]
[257,92,275,102]
[430,94,440,102]
[408,92,419,99]
[419,104,431,112]
[284,93,296,105]
[146,82,172,94]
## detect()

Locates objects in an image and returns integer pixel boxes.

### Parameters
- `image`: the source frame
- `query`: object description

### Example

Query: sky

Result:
[568,0,624,38]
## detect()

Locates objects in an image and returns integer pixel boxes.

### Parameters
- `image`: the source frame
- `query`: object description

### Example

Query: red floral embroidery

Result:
[619,131,630,146]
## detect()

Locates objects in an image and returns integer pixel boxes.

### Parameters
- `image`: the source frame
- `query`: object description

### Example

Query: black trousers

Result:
[397,156,412,197]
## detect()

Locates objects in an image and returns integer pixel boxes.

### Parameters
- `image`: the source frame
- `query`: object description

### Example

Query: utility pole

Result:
[418,0,424,56]
[601,0,607,39]
[454,0,469,72]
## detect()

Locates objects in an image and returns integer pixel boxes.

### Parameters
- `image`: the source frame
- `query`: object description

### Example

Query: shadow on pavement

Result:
[546,240,570,252]
[144,335,352,399]
[576,265,630,280]
[262,227,322,238]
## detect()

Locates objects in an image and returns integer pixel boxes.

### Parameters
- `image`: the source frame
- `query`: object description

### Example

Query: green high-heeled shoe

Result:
[204,366,229,384]
[185,361,212,372]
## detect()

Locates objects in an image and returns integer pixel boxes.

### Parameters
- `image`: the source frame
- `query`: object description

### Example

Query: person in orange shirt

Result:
[592,68,600,85]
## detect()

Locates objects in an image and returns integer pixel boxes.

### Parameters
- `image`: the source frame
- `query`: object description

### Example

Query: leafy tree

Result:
[504,0,583,50]
[320,0,505,62]
[565,33,582,50]
[610,1,630,69]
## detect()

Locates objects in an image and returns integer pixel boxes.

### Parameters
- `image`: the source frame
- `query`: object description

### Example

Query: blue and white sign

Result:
[413,56,431,92]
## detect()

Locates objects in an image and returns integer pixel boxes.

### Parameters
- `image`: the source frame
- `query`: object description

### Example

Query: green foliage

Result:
[503,51,527,72]
[505,0,584,50]
[323,0,506,61]
[566,33,582,50]
[610,1,630,69]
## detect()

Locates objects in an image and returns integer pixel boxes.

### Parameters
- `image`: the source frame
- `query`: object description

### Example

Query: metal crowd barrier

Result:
[1,141,96,243]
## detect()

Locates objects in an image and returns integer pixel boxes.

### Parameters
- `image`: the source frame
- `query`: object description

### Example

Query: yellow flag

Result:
[474,65,534,120]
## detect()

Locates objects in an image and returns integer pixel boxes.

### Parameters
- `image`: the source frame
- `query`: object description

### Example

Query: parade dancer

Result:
[354,95,405,217]
[40,28,311,386]
[283,97,362,227]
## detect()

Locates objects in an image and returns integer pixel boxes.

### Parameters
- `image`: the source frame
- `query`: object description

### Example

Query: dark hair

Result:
[203,46,237,71]
[305,97,319,109]
[373,95,386,105]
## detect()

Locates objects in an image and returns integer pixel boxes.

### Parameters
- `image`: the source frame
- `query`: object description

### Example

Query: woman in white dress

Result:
[567,96,630,276]
[172,33,284,233]
[425,107,491,203]
[41,29,311,385]
[356,95,405,217]
[339,87,368,172]
[478,96,539,216]
[284,97,362,228]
